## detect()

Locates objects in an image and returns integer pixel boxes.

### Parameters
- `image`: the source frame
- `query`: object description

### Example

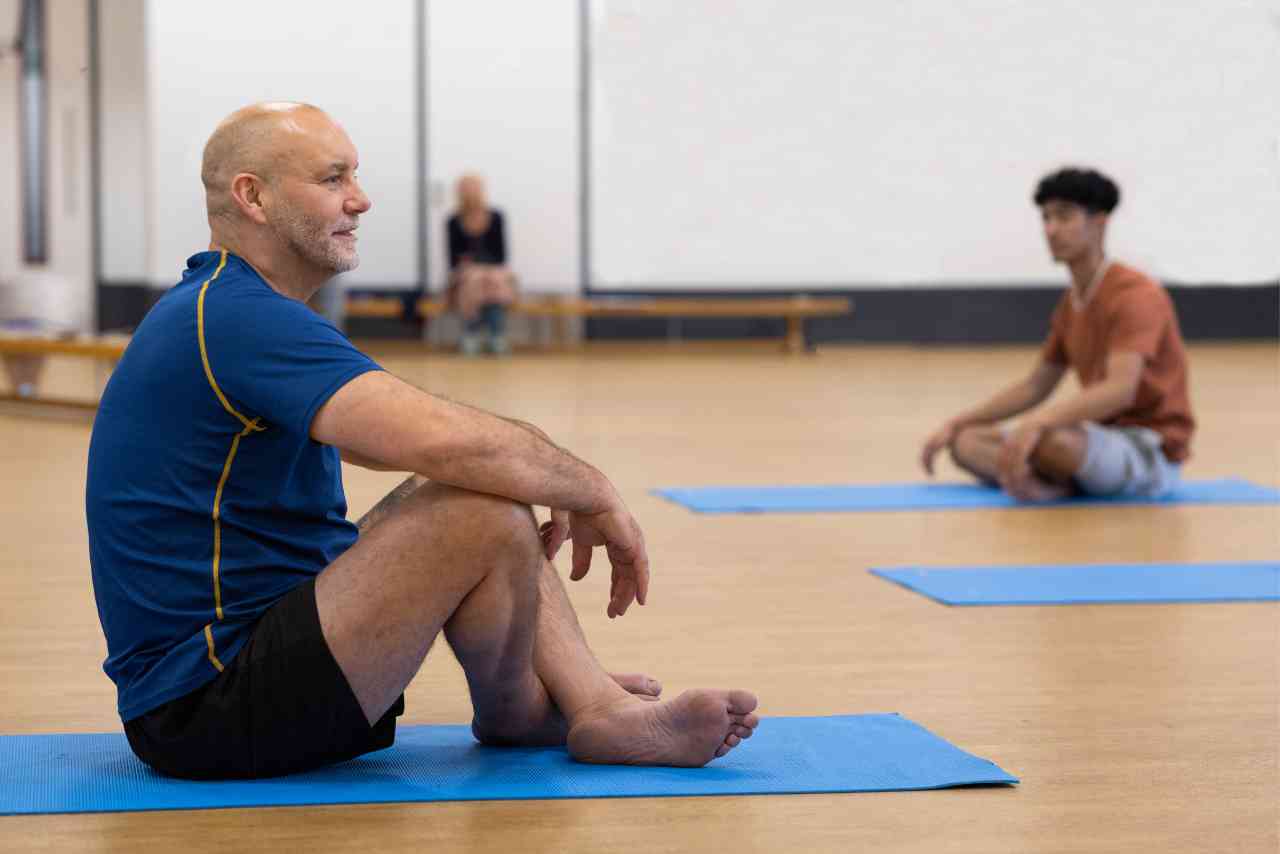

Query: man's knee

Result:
[403,483,540,564]
[950,426,997,465]
[1031,426,1086,479]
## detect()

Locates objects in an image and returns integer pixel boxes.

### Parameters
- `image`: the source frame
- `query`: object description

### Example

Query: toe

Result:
[724,733,740,747]
[727,690,758,715]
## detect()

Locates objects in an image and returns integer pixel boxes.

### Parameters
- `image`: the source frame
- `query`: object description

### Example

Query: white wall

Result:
[590,0,1280,289]
[0,0,93,330]
[98,0,148,282]
[142,0,418,287]
[0,0,20,285]
[426,0,580,293]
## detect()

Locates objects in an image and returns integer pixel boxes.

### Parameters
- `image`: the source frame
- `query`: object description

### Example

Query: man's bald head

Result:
[201,102,330,220]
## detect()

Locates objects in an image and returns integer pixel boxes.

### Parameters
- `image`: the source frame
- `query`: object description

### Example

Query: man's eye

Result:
[326,175,342,184]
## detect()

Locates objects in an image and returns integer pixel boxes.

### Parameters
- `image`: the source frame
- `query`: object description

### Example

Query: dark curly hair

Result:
[1033,168,1120,214]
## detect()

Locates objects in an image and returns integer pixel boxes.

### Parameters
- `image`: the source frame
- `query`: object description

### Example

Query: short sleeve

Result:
[1040,297,1068,364]
[1106,288,1166,360]
[202,282,382,437]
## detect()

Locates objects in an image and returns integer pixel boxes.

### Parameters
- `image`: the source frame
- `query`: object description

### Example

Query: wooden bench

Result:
[0,334,129,410]
[345,294,854,353]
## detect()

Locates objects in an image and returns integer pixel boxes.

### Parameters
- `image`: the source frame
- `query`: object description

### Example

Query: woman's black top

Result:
[447,210,506,269]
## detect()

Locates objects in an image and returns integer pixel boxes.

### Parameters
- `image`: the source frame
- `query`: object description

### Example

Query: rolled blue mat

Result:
[0,714,1016,815]
[654,478,1280,514]
[872,561,1280,606]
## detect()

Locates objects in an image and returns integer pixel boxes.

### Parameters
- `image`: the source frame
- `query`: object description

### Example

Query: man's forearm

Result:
[417,402,616,514]
[954,379,1045,428]
[1026,380,1134,430]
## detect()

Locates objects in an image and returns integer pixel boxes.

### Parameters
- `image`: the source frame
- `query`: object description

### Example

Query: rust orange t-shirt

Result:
[1040,262,1195,462]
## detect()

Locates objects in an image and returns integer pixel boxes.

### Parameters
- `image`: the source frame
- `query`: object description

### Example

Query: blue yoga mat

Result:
[872,561,1280,606]
[654,478,1280,514]
[0,714,1015,815]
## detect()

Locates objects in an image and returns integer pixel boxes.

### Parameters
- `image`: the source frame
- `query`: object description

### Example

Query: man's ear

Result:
[229,173,270,225]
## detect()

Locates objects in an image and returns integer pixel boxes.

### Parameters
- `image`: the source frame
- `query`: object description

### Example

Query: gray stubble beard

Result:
[271,201,360,275]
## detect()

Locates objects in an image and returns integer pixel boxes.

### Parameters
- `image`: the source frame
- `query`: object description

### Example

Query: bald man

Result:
[86,103,757,780]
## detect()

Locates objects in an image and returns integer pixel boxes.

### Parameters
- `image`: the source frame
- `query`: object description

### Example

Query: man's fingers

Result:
[634,552,650,606]
[543,511,570,560]
[570,538,592,581]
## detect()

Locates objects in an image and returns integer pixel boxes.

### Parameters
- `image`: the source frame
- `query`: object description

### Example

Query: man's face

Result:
[265,117,371,274]
[1040,200,1105,264]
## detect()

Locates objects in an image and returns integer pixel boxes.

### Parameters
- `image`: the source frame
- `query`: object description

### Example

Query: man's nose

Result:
[347,182,372,214]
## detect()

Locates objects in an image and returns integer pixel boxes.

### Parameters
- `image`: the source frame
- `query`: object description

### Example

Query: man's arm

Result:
[313,371,615,514]
[1022,351,1142,429]
[313,370,649,618]
[953,360,1067,428]
[996,351,1144,496]
[921,360,1066,476]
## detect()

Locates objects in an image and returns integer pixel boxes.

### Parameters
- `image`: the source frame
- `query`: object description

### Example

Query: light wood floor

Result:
[1,341,1277,853]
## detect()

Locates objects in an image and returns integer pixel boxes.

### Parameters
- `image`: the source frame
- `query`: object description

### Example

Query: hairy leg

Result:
[323,480,754,765]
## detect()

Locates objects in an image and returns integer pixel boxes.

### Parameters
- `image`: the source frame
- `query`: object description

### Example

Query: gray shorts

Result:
[1075,423,1180,499]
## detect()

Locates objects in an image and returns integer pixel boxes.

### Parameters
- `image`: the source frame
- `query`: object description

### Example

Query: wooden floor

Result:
[1,341,1276,853]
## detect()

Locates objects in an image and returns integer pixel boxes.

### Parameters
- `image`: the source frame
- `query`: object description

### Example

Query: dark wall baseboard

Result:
[97,281,159,332]
[96,283,427,339]
[98,281,1278,343]
[583,283,1279,344]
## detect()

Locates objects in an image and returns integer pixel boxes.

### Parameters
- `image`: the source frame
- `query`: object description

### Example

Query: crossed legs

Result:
[315,480,758,766]
[950,423,1088,499]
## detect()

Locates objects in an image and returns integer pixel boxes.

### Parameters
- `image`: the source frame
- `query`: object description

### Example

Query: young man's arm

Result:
[921,361,1066,474]
[312,370,648,617]
[1022,351,1142,430]
[996,351,1143,484]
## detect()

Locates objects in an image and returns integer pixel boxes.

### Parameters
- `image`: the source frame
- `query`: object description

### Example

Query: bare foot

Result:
[566,689,759,767]
[473,671,663,747]
[611,672,662,700]
[1017,476,1072,503]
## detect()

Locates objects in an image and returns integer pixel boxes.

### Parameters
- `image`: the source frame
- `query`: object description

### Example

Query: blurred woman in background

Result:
[447,174,517,356]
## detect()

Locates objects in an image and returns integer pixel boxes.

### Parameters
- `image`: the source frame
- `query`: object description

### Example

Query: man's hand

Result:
[567,504,650,619]
[539,510,570,560]
[998,421,1045,500]
[920,421,959,477]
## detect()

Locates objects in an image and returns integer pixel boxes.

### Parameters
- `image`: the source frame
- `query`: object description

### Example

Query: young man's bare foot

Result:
[1016,475,1073,503]
[566,689,759,767]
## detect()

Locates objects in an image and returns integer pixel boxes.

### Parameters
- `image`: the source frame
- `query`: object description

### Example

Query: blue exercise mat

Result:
[654,478,1280,514]
[872,561,1280,606]
[0,714,1015,815]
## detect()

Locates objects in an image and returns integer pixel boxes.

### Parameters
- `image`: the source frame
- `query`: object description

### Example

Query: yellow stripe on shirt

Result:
[203,624,225,672]
[196,250,264,433]
[195,248,264,671]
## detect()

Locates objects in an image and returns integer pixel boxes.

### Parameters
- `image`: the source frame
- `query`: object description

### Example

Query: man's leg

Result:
[952,424,1086,500]
[1028,426,1087,484]
[949,425,1004,483]
[351,476,661,701]
[317,482,753,766]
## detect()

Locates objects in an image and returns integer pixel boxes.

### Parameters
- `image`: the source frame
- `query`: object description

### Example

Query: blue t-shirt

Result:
[86,250,382,721]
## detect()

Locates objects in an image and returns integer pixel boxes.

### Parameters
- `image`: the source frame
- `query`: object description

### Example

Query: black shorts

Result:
[124,577,403,780]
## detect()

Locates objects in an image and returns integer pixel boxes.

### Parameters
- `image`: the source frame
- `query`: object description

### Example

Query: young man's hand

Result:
[920,421,960,476]
[997,422,1046,499]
